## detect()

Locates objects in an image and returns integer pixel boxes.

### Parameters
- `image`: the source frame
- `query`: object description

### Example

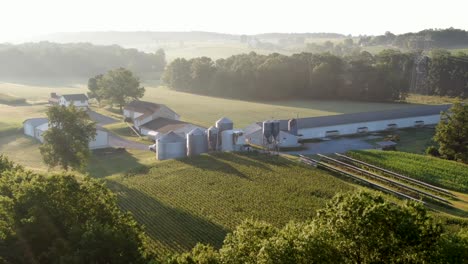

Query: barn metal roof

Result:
[62,94,88,101]
[278,104,451,130]
[23,118,48,127]
[140,117,204,134]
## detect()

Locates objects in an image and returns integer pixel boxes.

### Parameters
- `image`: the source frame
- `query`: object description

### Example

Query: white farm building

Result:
[123,100,204,138]
[244,104,451,144]
[23,118,109,149]
[49,93,89,109]
[285,105,450,140]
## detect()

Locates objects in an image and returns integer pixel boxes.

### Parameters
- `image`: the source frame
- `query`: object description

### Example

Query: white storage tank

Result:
[288,119,298,136]
[156,131,187,160]
[262,121,273,143]
[271,120,281,141]
[221,130,245,152]
[187,128,208,156]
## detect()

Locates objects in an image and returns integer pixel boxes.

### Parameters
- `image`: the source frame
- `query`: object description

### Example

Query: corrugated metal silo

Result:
[156,131,187,160]
[187,128,208,156]
[271,120,280,141]
[215,117,233,147]
[207,126,219,151]
[288,119,298,135]
[221,130,245,152]
[262,121,273,143]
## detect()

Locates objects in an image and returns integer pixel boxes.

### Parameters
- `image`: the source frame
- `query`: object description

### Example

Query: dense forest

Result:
[0,42,166,79]
[360,28,468,49]
[162,50,468,102]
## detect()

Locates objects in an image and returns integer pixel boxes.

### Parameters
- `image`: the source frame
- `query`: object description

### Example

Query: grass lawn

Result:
[106,152,357,254]
[0,93,26,105]
[364,126,436,154]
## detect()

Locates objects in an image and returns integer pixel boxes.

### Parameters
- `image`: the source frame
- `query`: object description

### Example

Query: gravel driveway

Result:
[88,110,149,150]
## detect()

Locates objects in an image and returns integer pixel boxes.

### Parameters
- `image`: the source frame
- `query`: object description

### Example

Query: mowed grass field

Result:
[0,82,416,129]
[106,152,357,254]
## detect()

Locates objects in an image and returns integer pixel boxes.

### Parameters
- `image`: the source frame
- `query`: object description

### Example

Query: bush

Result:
[426,145,440,157]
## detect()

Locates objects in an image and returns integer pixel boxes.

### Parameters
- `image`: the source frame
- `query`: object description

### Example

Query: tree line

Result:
[359,28,468,49]
[1,157,466,264]
[162,50,467,102]
[162,50,413,102]
[0,42,166,79]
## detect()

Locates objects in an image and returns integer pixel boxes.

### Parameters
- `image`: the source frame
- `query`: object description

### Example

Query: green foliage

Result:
[163,50,415,102]
[0,156,151,264]
[434,102,468,163]
[0,42,166,79]
[426,145,440,157]
[87,74,104,104]
[39,105,97,171]
[97,68,145,111]
[170,192,466,264]
[348,150,468,192]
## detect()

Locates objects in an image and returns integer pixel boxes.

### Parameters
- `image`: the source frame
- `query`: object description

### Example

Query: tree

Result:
[98,68,145,111]
[433,102,468,163]
[39,105,97,170]
[0,157,151,264]
[87,74,104,106]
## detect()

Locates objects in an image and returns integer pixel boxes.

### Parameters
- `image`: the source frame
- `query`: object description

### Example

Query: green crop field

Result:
[348,150,468,193]
[105,152,357,254]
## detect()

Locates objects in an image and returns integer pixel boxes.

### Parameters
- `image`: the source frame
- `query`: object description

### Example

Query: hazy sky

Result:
[0,0,466,42]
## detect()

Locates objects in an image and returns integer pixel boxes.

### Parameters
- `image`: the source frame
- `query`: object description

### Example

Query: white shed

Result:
[243,123,300,148]
[23,118,48,137]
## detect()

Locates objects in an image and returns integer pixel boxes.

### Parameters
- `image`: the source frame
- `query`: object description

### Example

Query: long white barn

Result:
[282,104,451,140]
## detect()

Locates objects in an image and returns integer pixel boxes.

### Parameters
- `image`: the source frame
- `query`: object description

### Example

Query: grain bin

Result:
[156,131,187,160]
[262,121,273,143]
[271,120,280,141]
[221,130,245,152]
[215,117,234,148]
[288,119,298,136]
[187,128,208,156]
[207,126,219,151]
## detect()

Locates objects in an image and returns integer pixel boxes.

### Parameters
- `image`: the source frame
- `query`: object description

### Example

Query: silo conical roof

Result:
[187,128,205,136]
[216,117,233,124]
[158,131,184,143]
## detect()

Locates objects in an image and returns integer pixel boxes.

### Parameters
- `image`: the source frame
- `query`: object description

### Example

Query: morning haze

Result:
[0,0,467,263]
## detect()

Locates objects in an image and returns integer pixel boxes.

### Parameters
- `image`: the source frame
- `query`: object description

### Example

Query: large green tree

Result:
[98,68,145,111]
[87,73,104,106]
[0,156,151,264]
[39,105,97,171]
[434,102,468,163]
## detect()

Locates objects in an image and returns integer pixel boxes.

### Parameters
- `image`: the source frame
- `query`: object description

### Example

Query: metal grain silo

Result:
[221,130,245,152]
[215,117,233,147]
[262,121,273,143]
[271,120,280,141]
[156,131,187,160]
[207,126,219,151]
[187,128,208,156]
[288,119,298,136]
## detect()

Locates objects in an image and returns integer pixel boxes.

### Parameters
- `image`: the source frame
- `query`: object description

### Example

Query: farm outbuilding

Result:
[244,123,300,149]
[255,105,450,141]
[139,117,205,138]
[23,118,109,149]
[123,100,180,133]
[23,118,48,137]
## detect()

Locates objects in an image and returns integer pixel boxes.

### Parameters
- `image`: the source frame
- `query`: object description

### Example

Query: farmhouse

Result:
[23,118,109,149]
[49,93,89,108]
[282,104,450,140]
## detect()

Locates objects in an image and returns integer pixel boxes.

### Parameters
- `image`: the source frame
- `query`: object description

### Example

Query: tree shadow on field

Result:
[106,180,228,252]
[178,153,250,180]
[87,148,144,178]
